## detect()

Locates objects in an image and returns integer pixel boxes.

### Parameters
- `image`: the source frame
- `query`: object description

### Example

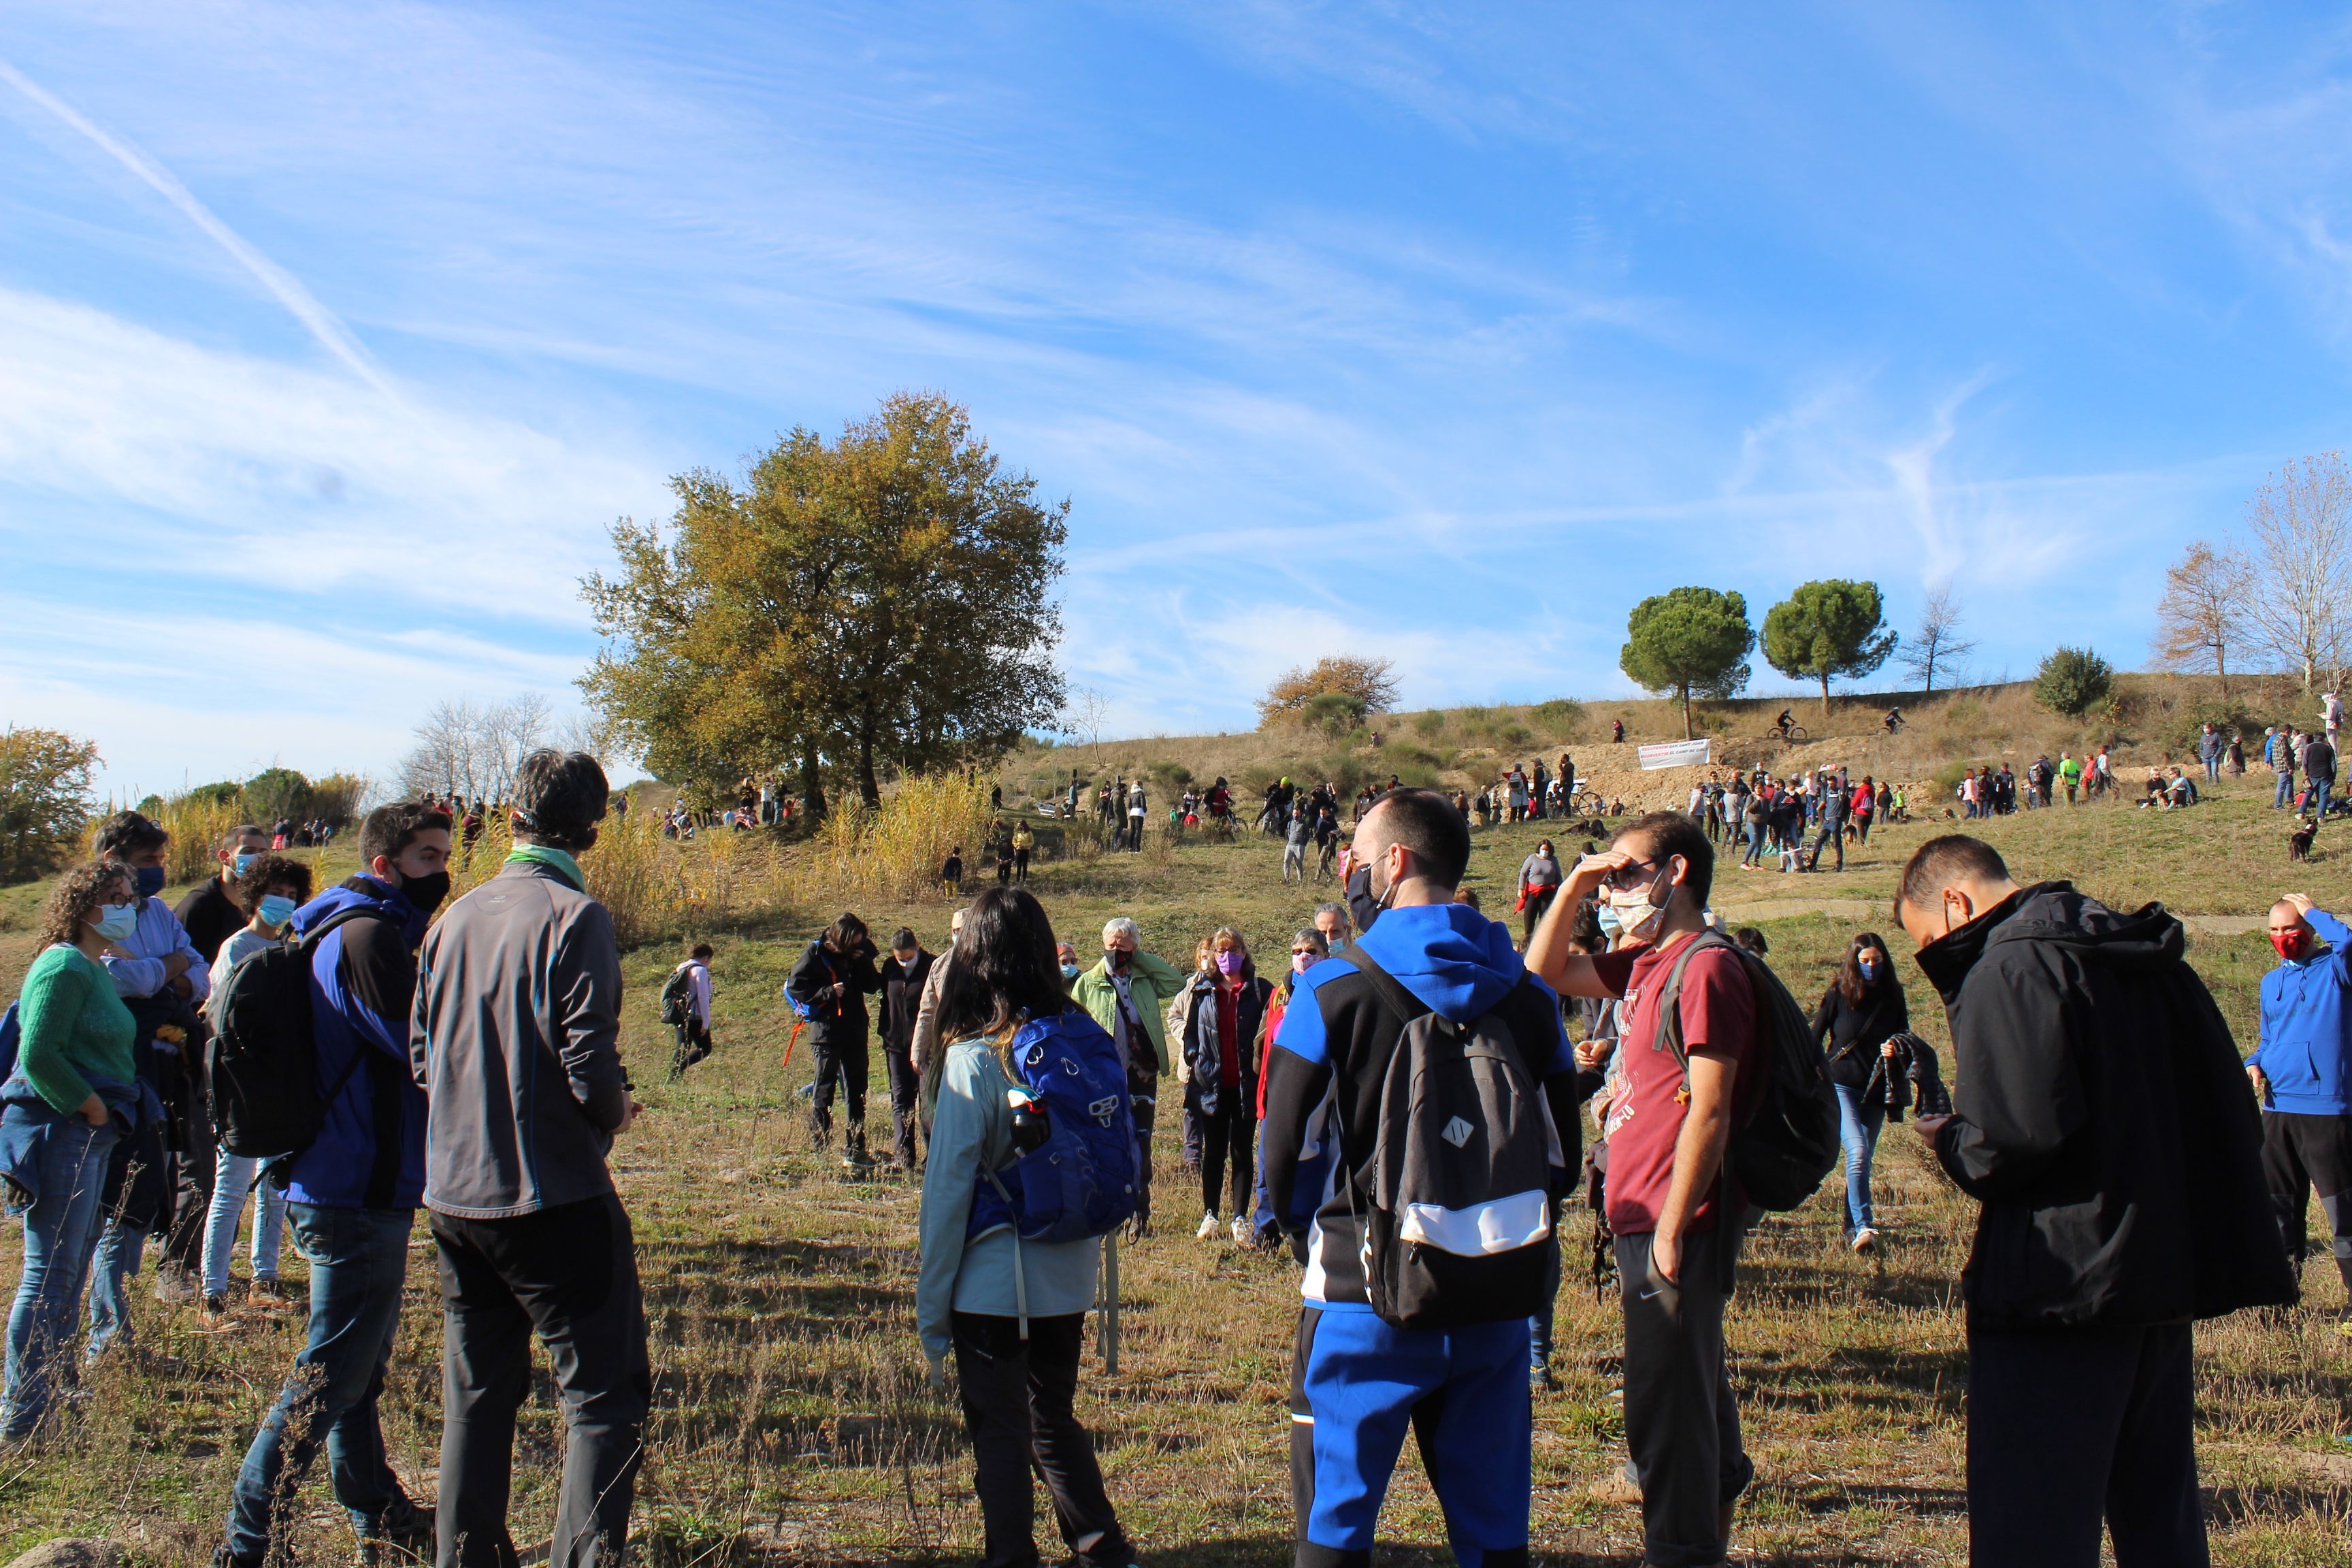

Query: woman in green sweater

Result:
[3,861,140,1443]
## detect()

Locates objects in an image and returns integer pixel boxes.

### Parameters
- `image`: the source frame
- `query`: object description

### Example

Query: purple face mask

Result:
[1215,950,1245,977]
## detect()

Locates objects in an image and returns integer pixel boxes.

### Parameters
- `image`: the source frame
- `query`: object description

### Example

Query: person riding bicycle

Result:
[1775,707,1795,736]
[1884,706,1904,735]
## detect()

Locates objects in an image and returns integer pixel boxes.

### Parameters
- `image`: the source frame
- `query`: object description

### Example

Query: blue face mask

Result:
[257,894,297,930]
[232,851,260,877]
[1858,958,1882,981]
[133,864,166,899]
[93,902,140,943]
[1060,962,1081,981]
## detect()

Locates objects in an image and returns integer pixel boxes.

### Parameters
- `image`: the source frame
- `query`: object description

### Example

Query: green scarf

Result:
[506,844,584,890]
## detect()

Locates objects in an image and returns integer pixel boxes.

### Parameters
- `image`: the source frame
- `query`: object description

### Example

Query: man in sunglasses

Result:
[1524,812,1754,1568]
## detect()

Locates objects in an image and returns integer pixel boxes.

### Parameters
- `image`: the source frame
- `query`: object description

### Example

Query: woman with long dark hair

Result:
[916,887,1136,1568]
[1811,932,1909,1252]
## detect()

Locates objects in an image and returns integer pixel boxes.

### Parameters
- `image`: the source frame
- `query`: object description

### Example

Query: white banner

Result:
[1637,739,1712,770]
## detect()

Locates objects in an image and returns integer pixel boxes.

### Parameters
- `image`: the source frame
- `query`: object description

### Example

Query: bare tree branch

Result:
[2242,451,2352,693]
[2151,540,2253,696]
[1896,581,1978,694]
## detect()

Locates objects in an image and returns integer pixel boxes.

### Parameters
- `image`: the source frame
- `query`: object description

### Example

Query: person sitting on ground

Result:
[916,887,1141,1568]
[197,853,314,1319]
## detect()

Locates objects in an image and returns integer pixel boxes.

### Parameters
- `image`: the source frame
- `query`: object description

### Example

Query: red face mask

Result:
[2274,928,2313,962]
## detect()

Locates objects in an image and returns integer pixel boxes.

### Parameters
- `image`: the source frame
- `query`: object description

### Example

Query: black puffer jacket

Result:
[784,938,882,1047]
[1812,980,1909,1093]
[1916,882,2294,1330]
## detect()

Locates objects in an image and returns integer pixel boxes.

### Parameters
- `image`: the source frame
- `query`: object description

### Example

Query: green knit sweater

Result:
[14,943,137,1115]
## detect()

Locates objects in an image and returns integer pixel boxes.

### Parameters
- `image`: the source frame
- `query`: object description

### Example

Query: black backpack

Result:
[1652,929,1839,1211]
[207,907,376,1160]
[659,963,695,1026]
[1339,949,1560,1331]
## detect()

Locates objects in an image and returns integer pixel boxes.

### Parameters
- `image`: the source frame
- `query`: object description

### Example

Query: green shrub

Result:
[1412,709,1447,738]
[1301,691,1369,737]
[1532,699,1586,732]
[2034,647,2114,718]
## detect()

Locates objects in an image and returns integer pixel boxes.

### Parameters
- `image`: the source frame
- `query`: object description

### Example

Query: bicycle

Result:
[1767,721,1810,744]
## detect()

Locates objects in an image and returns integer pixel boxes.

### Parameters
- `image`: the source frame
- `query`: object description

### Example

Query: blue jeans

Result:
[2317,779,2335,819]
[1834,1084,1885,1236]
[223,1204,417,1565]
[2278,770,2296,808]
[86,1215,145,1361]
[203,1151,289,1298]
[2204,757,2221,781]
[3,1116,120,1439]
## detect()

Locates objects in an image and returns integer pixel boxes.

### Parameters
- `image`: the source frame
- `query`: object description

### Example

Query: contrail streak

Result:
[0,54,398,400]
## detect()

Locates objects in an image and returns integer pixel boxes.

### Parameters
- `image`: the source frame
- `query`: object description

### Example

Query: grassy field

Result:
[4,768,2352,1565]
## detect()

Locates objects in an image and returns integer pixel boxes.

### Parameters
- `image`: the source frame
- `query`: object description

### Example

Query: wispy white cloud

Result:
[0,52,397,399]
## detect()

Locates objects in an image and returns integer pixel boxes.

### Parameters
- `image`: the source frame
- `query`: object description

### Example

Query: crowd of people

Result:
[5,736,2345,1568]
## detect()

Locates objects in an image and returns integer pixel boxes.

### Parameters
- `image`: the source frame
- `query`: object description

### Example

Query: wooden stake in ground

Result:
[1098,1232,1120,1375]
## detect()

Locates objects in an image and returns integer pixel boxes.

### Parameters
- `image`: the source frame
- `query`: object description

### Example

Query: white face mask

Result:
[1606,865,1674,943]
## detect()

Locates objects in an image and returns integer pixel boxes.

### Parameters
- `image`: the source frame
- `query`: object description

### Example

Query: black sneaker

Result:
[355,1499,434,1565]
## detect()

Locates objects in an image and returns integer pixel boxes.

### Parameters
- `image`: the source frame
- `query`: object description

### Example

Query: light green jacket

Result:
[1069,951,1186,1074]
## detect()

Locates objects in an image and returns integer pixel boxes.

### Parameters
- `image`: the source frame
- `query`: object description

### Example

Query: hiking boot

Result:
[247,1277,299,1311]
[807,1107,832,1152]
[199,1293,235,1326]
[842,1123,872,1170]
[354,1497,434,1566]
[1196,1211,1221,1241]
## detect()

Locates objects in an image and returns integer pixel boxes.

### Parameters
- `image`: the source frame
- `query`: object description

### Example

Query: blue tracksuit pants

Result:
[1288,1306,1531,1568]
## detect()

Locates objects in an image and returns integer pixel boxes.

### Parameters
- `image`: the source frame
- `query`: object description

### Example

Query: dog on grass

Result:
[2291,816,2318,863]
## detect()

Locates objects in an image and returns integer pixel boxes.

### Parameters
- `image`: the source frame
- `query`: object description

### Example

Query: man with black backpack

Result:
[1526,811,1816,1568]
[1260,788,1585,1568]
[1893,835,2294,1567]
[215,801,449,1568]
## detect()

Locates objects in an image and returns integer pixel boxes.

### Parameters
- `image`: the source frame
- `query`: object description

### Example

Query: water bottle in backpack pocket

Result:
[967,1009,1139,1245]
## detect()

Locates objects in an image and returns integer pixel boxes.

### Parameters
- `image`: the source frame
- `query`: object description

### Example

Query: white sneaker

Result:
[1232,1214,1254,1247]
[1196,1211,1221,1240]
[1851,1228,1879,1254]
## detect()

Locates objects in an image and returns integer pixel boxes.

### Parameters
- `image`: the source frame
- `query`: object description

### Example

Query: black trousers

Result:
[812,1032,869,1130]
[1197,1095,1256,1219]
[2260,1109,2352,1300]
[431,1194,651,1568]
[883,1045,921,1167]
[1615,1228,1750,1568]
[951,1312,1130,1568]
[668,1019,711,1081]
[1967,1322,2204,1567]
[1127,1061,1159,1228]
[1520,887,1556,946]
[1806,822,1844,871]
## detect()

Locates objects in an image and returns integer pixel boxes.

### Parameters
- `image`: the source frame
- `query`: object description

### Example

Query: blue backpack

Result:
[968,1009,1138,1247]
[783,943,832,1022]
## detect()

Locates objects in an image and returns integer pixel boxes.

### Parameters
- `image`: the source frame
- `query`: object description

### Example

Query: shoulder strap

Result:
[1652,929,1736,1077]
[1342,945,1441,1034]
[299,905,398,1115]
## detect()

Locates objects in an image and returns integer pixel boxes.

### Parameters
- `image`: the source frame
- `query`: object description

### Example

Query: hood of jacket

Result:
[1353,902,1526,1024]
[295,875,428,949]
[1914,881,2181,1007]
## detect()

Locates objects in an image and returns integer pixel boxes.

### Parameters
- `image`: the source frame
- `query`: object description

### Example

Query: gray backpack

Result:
[1341,949,1560,1330]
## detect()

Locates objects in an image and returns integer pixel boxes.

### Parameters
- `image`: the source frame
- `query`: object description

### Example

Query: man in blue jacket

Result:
[216,802,451,1568]
[1260,789,1584,1568]
[2252,892,2352,1325]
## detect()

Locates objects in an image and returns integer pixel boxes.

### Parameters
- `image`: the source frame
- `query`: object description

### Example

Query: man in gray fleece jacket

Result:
[411,749,647,1568]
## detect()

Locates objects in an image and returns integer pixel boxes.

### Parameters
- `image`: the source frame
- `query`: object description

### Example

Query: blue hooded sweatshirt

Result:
[284,877,431,1209]
[2254,906,2352,1117]
[1260,902,1576,1313]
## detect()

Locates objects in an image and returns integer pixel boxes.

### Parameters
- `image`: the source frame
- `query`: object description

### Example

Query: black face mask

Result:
[399,869,451,917]
[1346,863,1382,936]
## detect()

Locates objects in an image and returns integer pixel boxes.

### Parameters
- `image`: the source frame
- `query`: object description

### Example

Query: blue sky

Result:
[5,3,2352,797]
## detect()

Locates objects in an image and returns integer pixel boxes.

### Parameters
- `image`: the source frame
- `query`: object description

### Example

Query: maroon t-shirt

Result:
[1591,932,1759,1235]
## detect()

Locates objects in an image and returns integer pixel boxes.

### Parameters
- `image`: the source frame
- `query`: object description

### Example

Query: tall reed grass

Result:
[798,773,996,903]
